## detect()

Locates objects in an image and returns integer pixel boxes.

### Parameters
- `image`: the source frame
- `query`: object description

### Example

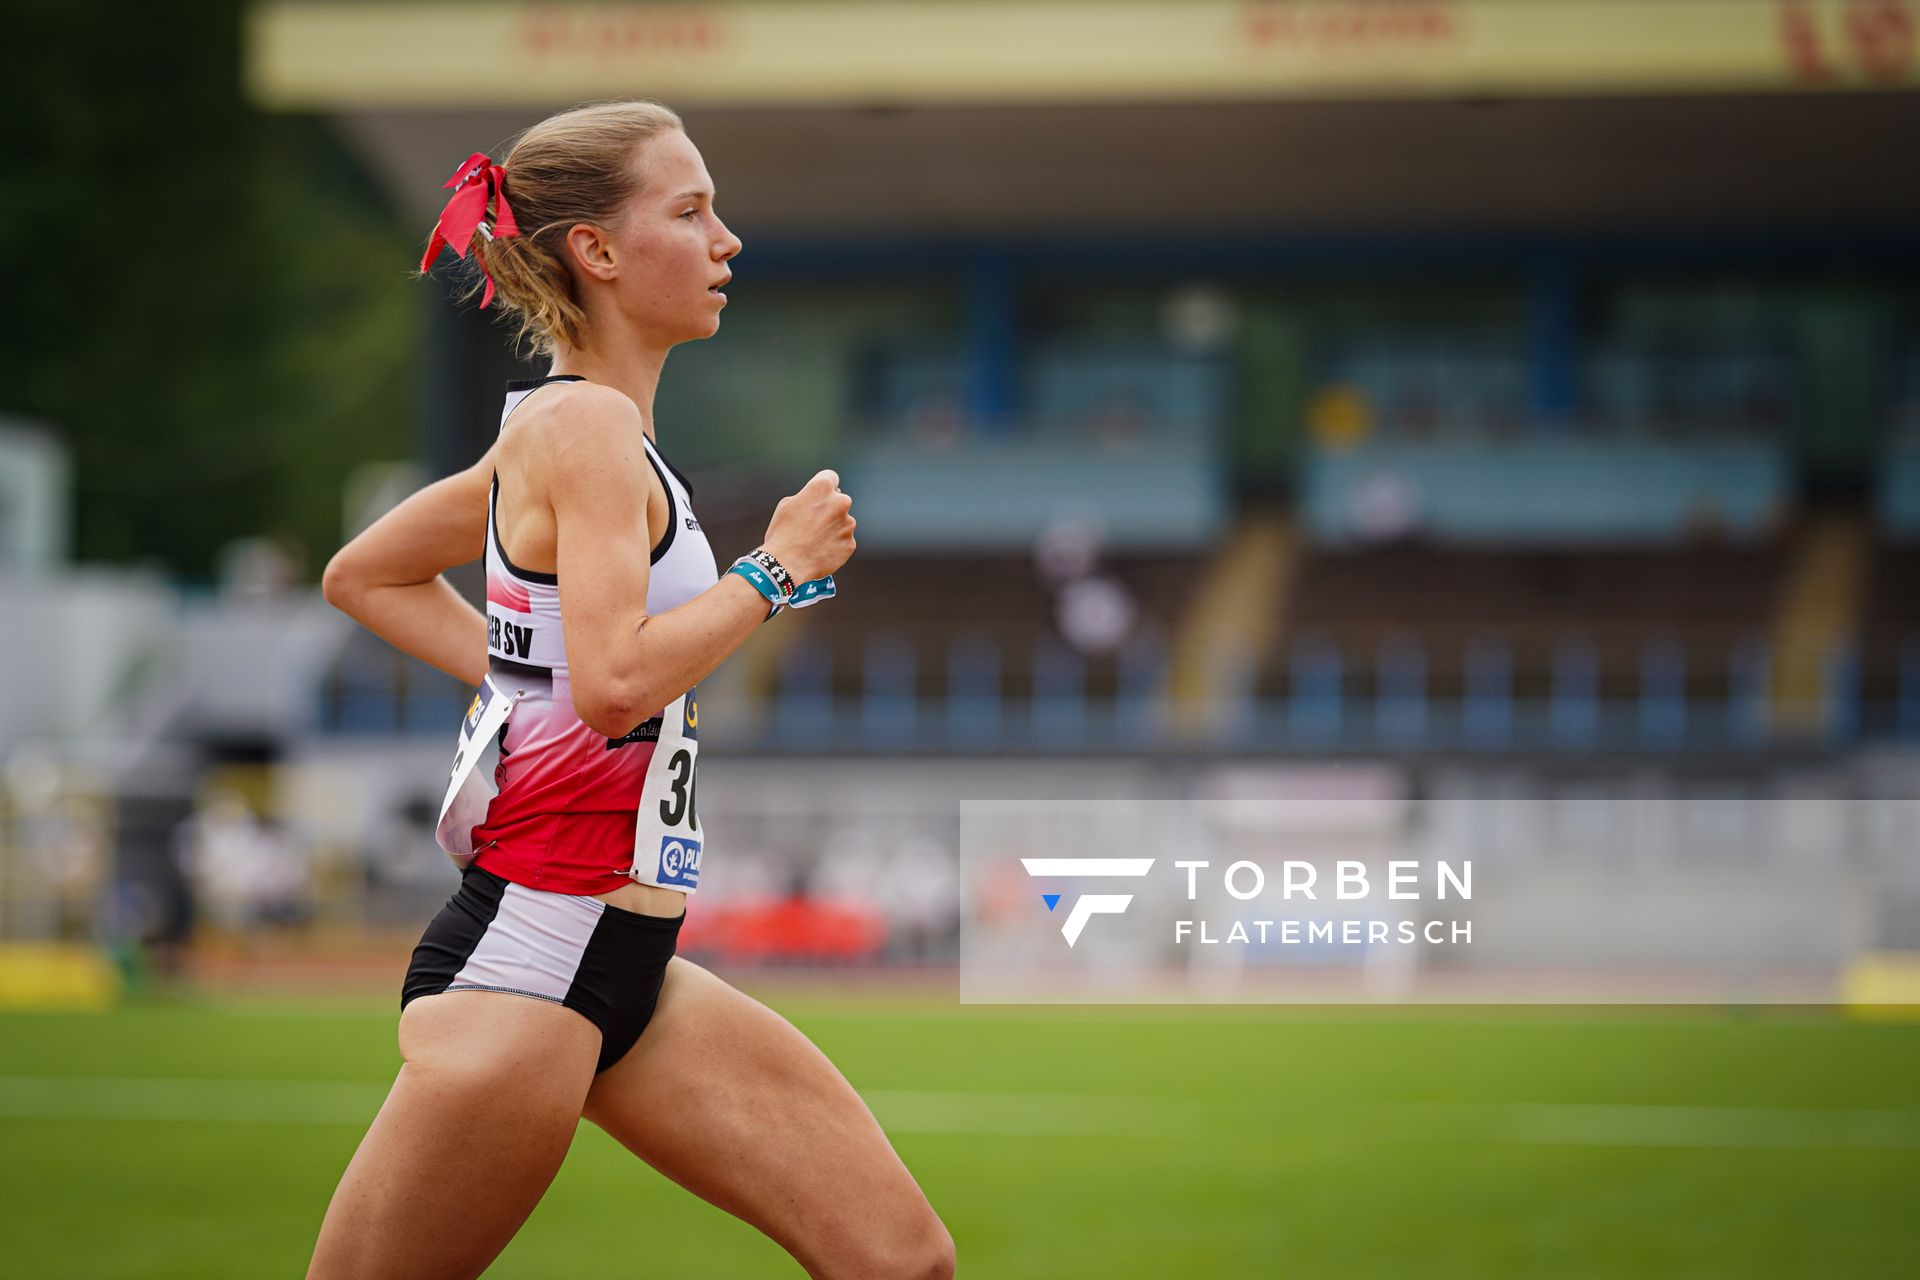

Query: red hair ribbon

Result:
[419,152,520,307]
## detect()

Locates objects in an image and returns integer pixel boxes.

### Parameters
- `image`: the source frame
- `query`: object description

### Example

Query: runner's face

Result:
[614,131,741,345]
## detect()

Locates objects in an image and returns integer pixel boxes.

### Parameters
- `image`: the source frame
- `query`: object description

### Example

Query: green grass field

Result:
[2,990,1917,1277]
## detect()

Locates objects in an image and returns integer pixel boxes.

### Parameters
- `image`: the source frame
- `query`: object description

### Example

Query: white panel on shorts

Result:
[450,881,607,1002]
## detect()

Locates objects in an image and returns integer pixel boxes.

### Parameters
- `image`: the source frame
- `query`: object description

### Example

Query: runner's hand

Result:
[762,469,856,583]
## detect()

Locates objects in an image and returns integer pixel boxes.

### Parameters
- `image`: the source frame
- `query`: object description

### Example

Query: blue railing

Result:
[742,631,1920,754]
[313,630,1920,753]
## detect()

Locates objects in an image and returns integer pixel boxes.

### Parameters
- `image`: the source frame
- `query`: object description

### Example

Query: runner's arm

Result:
[321,447,496,688]
[546,391,773,737]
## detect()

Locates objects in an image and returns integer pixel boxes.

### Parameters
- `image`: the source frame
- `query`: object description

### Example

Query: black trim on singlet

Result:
[490,471,559,585]
[488,375,582,587]
[491,373,683,575]
[487,655,555,685]
[642,440,679,567]
[504,373,587,393]
[647,434,695,499]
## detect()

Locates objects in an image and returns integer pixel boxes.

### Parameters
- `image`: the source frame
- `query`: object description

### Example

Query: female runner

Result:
[310,100,954,1279]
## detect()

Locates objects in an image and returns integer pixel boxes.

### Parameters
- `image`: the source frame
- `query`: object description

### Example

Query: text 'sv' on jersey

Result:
[445,373,720,896]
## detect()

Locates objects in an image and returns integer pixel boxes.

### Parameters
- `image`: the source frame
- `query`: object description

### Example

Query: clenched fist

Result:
[761,469,856,583]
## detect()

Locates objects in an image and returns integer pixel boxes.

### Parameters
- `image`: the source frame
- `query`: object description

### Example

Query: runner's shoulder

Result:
[505,383,648,490]
[508,382,641,449]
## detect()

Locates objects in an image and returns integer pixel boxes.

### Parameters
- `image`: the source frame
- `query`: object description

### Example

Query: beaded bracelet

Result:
[743,547,796,600]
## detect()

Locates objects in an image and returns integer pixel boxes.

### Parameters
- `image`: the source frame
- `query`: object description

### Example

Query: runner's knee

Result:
[818,1208,954,1280]
[915,1217,957,1280]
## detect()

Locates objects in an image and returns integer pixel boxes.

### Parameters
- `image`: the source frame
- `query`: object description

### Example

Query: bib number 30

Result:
[630,689,702,891]
[660,747,697,829]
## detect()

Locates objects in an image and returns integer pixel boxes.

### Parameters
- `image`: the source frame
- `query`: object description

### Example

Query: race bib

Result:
[629,687,702,891]
[433,674,522,868]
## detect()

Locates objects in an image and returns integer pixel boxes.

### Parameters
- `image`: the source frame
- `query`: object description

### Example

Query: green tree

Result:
[1,0,422,583]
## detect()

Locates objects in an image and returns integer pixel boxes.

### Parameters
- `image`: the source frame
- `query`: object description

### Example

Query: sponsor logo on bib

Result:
[657,836,702,888]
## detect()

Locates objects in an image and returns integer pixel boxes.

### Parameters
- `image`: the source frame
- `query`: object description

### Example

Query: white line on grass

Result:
[1,1075,1916,1148]
[0,1075,386,1126]
[0,1075,1194,1138]
[1495,1102,1920,1151]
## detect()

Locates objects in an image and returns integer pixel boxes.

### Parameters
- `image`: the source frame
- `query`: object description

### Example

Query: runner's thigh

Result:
[306,991,602,1280]
[582,958,954,1279]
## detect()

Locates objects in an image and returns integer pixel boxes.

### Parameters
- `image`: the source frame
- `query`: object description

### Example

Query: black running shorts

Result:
[402,863,684,1073]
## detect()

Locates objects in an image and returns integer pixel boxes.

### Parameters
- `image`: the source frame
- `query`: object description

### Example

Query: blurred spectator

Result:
[1350,470,1422,543]
[876,835,960,961]
[1034,514,1140,656]
[1034,515,1103,585]
[1160,284,1238,353]
[217,534,304,602]
[1057,575,1138,656]
[177,789,310,934]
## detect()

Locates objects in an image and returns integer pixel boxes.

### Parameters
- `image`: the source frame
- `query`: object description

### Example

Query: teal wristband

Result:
[727,559,787,619]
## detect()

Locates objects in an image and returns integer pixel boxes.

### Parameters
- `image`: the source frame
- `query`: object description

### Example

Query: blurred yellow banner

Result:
[0,944,119,1011]
[247,0,1920,108]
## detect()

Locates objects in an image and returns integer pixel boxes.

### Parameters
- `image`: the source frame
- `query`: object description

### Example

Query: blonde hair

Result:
[452,100,686,355]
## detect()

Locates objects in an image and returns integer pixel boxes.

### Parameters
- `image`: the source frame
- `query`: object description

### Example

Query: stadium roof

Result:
[248,1,1920,233]
[249,0,1920,109]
